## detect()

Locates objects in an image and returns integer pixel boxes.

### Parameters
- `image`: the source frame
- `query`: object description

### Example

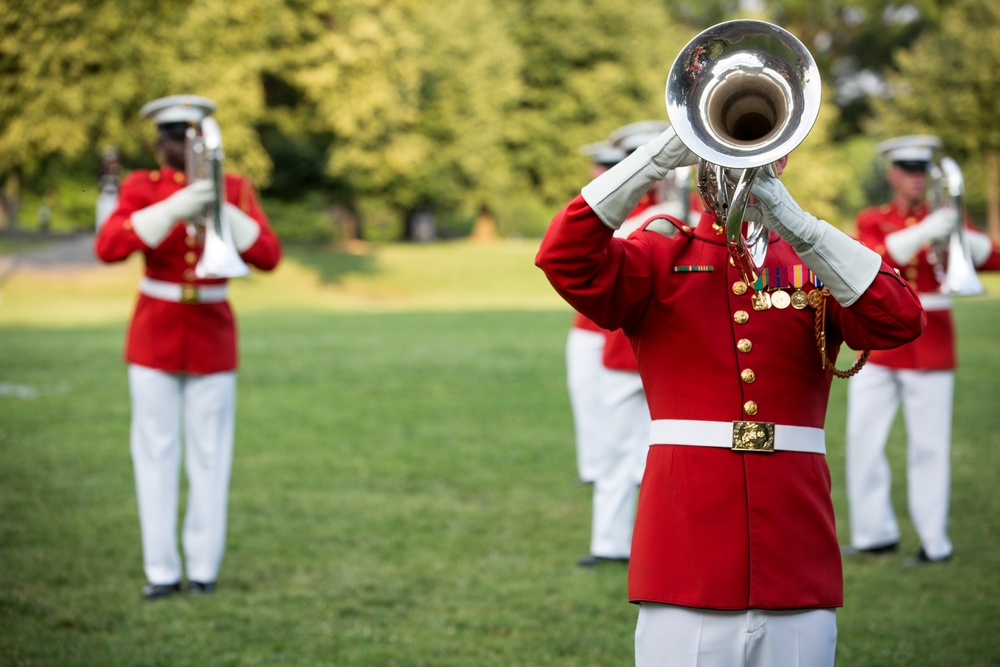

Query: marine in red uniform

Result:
[536,125,925,666]
[845,135,1000,563]
[95,95,281,599]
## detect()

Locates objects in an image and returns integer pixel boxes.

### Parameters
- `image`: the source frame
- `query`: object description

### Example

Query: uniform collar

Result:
[158,164,188,186]
[692,211,779,245]
[886,199,929,218]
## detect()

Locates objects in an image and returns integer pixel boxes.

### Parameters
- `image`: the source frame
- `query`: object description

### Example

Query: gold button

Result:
[737,338,752,353]
[681,225,691,233]
[734,310,749,324]
[150,171,160,181]
[744,400,758,416]
[185,235,197,248]
[173,172,185,184]
[741,368,756,383]
[183,268,196,281]
[185,251,198,265]
[123,219,133,231]
[905,216,916,226]
[732,281,748,296]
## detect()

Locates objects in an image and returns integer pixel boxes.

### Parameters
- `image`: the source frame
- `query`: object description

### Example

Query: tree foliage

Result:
[873,0,1000,239]
[0,0,993,237]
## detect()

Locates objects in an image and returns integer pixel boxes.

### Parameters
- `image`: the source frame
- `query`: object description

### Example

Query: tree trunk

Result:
[986,148,1000,243]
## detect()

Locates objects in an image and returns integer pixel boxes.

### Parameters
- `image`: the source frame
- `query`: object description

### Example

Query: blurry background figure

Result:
[95,94,282,599]
[95,145,122,232]
[566,139,625,487]
[845,135,1000,564]
[573,122,667,567]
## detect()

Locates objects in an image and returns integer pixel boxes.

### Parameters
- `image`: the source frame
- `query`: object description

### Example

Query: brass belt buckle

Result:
[180,284,198,304]
[732,421,775,453]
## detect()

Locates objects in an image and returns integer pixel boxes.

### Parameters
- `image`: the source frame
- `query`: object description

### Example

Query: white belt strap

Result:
[649,419,826,455]
[139,277,228,304]
[918,292,953,312]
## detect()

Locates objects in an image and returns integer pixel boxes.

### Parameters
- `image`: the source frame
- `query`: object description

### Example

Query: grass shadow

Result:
[280,242,380,286]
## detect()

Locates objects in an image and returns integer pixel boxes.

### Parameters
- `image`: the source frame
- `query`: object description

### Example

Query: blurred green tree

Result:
[873,0,1000,241]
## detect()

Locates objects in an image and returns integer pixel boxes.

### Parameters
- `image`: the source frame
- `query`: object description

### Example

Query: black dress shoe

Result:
[141,582,181,600]
[904,548,952,566]
[840,542,899,556]
[187,581,216,594]
[577,554,629,567]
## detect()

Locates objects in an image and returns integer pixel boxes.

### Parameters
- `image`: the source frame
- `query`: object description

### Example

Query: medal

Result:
[806,288,825,309]
[790,289,808,309]
[751,291,772,311]
[771,289,791,309]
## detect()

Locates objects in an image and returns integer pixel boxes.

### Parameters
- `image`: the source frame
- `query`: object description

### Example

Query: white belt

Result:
[918,292,953,312]
[649,419,826,455]
[139,277,228,304]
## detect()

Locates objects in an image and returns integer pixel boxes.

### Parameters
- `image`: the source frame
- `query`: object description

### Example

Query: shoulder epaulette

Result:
[641,215,693,239]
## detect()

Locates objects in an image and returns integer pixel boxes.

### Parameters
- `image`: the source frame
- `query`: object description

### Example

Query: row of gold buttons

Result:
[732,281,758,417]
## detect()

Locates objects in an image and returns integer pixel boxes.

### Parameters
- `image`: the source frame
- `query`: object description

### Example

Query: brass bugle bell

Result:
[665,20,822,284]
[930,157,985,296]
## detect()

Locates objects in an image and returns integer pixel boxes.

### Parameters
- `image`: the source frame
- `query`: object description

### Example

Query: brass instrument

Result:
[929,157,984,296]
[665,20,822,284]
[185,117,250,279]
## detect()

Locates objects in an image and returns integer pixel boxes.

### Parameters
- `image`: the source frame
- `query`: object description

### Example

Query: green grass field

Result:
[2,238,999,666]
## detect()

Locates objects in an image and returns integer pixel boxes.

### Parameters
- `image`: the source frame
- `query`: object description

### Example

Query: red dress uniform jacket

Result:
[96,165,281,374]
[856,202,1000,370]
[536,196,924,610]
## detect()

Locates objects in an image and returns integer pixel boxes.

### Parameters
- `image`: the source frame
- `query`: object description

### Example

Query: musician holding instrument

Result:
[844,135,1000,564]
[537,21,925,667]
[95,95,282,599]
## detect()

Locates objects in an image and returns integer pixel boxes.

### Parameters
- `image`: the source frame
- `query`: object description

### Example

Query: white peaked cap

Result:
[608,120,671,153]
[876,135,942,164]
[139,95,217,125]
[580,140,626,166]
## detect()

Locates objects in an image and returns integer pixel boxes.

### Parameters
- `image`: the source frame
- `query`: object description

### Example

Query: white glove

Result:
[224,203,261,252]
[748,172,881,307]
[966,228,995,267]
[581,126,698,230]
[884,208,959,264]
[131,180,215,247]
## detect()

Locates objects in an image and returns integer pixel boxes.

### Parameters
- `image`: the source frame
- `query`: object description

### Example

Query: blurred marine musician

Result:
[571,122,666,568]
[844,135,1000,564]
[95,95,282,599]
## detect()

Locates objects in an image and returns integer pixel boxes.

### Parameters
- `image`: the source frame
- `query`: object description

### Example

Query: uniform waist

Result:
[139,277,228,304]
[649,419,825,455]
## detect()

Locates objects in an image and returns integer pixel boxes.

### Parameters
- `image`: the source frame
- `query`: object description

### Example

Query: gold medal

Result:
[771,290,791,309]
[790,289,808,310]
[751,291,771,311]
[806,288,825,309]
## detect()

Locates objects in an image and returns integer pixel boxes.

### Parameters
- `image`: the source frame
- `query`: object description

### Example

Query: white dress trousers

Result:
[635,603,836,667]
[566,328,607,483]
[845,363,954,559]
[128,364,236,585]
[590,366,649,559]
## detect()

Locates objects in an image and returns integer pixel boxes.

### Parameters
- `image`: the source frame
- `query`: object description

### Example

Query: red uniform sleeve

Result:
[227,175,281,271]
[536,195,658,333]
[95,170,157,263]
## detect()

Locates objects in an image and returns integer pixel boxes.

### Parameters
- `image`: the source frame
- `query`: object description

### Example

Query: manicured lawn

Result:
[2,239,998,666]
